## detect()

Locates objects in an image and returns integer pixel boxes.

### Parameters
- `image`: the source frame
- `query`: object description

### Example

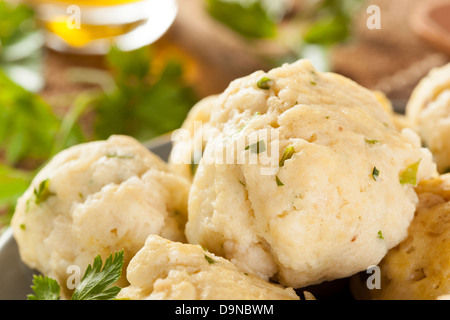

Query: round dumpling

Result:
[355,174,450,300]
[185,59,438,289]
[117,235,305,300]
[405,62,450,173]
[11,135,190,298]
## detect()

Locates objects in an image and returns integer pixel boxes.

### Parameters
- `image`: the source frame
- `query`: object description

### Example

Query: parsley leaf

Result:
[0,70,61,165]
[27,275,60,300]
[71,250,124,300]
[303,0,364,46]
[0,164,32,208]
[205,0,277,39]
[0,2,36,49]
[0,1,44,92]
[0,70,82,227]
[27,250,124,300]
[92,46,198,142]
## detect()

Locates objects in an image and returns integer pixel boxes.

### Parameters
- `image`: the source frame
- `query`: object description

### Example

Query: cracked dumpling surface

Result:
[364,174,450,300]
[405,63,450,173]
[117,235,302,300]
[11,135,190,298]
[185,59,438,289]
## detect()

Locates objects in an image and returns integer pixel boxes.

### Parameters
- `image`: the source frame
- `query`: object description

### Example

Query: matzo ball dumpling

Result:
[405,62,450,173]
[185,59,438,289]
[117,235,305,300]
[359,174,450,300]
[11,135,190,298]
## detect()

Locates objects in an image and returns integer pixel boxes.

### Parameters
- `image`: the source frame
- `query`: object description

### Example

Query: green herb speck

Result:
[276,175,284,186]
[106,153,134,159]
[365,138,379,145]
[34,179,55,205]
[257,77,272,90]
[399,160,421,186]
[279,146,295,167]
[245,140,266,154]
[190,162,199,176]
[204,255,216,264]
[372,167,380,181]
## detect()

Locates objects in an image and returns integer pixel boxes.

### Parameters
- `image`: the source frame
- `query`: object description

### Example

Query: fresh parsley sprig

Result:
[72,250,124,300]
[27,250,125,300]
[27,275,60,300]
[92,46,198,143]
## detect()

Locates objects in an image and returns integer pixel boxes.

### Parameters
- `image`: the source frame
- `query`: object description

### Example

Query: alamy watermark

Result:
[367,5,381,30]
[66,264,82,290]
[366,265,381,290]
[66,5,81,30]
[66,263,382,291]
[62,3,381,32]
[170,121,280,176]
